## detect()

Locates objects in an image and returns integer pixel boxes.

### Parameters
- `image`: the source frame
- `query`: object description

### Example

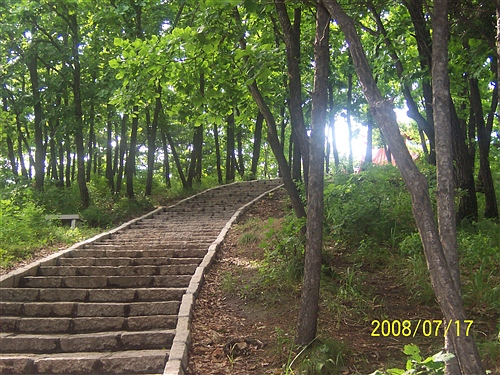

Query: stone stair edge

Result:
[0,180,280,288]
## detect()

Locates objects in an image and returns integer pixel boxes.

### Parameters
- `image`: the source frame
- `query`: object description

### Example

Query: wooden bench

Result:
[45,214,83,228]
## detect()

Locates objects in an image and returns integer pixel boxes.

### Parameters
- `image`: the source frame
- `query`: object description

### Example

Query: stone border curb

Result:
[163,183,283,375]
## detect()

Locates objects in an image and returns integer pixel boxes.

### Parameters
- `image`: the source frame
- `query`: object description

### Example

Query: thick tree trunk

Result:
[275,2,310,186]
[322,1,485,373]
[250,112,263,179]
[296,1,329,346]
[126,107,139,199]
[27,51,45,190]
[432,3,461,372]
[237,124,245,177]
[65,137,71,188]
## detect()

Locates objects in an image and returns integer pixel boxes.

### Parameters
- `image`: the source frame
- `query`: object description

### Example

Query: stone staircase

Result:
[0,180,282,374]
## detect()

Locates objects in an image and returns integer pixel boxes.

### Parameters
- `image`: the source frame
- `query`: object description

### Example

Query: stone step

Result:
[0,300,179,318]
[69,248,208,258]
[36,264,197,277]
[1,315,177,334]
[0,329,175,354]
[0,349,169,374]
[80,242,211,251]
[19,275,192,289]
[0,287,185,302]
[57,256,202,267]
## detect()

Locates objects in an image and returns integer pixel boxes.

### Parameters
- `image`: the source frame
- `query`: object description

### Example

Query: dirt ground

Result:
[186,188,499,375]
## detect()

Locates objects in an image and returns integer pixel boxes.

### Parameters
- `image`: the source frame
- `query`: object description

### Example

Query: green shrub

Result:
[324,165,415,248]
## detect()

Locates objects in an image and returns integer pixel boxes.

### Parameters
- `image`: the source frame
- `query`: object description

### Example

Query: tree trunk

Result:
[470,78,498,219]
[432,3,462,372]
[328,81,339,168]
[106,106,115,193]
[126,107,139,199]
[86,96,95,183]
[346,62,354,173]
[145,88,161,196]
[225,111,236,183]
[250,112,263,179]
[26,50,45,190]
[235,7,305,218]
[296,1,329,346]
[65,136,71,188]
[165,129,188,189]
[237,123,245,177]
[275,2,310,186]
[116,114,128,194]
[161,130,171,188]
[322,1,485,373]
[69,12,89,208]
[214,122,223,183]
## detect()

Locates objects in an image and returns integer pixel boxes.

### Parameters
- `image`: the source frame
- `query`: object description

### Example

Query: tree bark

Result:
[432,2,461,372]
[145,87,161,196]
[69,12,89,208]
[322,1,485,373]
[126,106,139,199]
[106,106,115,193]
[225,111,236,183]
[235,7,305,218]
[470,78,498,219]
[161,130,171,188]
[116,114,128,194]
[275,2,310,186]
[213,122,223,183]
[251,112,263,179]
[26,50,45,190]
[296,1,329,346]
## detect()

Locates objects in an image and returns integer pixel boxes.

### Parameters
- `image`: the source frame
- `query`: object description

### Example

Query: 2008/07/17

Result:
[370,319,474,337]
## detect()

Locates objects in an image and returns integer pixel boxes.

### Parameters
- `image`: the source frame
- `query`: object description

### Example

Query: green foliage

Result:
[369,344,454,375]
[259,215,306,292]
[324,165,415,249]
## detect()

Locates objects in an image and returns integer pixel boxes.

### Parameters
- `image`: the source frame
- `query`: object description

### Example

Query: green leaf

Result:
[115,71,125,80]
[431,351,455,363]
[114,38,123,46]
[109,59,120,69]
[403,344,422,362]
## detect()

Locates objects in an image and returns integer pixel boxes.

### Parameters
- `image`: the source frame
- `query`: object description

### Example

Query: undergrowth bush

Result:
[324,165,416,249]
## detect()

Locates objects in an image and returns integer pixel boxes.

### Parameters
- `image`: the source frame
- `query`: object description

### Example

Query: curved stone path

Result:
[0,179,282,375]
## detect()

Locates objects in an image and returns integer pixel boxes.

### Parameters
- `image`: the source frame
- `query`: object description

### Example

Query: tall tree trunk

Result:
[187,125,203,187]
[213,122,223,184]
[291,128,302,180]
[296,1,329,346]
[328,81,339,168]
[27,50,45,190]
[470,78,498,219]
[236,7,305,218]
[275,2,310,186]
[65,136,71,188]
[58,141,64,187]
[225,111,236,183]
[432,3,462,372]
[126,107,139,199]
[322,1,485,373]
[161,130,171,188]
[86,99,95,183]
[106,105,115,193]
[237,123,245,177]
[164,128,188,189]
[250,112,263,179]
[346,61,354,173]
[69,12,89,208]
[145,87,161,196]
[116,114,128,194]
